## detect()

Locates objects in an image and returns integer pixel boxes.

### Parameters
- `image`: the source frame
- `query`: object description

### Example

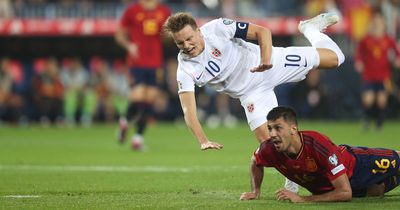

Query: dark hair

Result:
[267,106,298,125]
[163,12,198,34]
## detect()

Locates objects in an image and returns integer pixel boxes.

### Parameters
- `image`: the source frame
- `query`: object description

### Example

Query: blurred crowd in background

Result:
[0,0,400,128]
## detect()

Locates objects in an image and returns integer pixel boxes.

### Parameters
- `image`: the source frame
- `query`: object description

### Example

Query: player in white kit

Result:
[164,12,345,193]
[164,12,344,148]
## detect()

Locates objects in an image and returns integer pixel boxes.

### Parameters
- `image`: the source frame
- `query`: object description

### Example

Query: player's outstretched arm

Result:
[240,156,264,200]
[179,92,223,150]
[246,23,273,73]
[277,174,352,203]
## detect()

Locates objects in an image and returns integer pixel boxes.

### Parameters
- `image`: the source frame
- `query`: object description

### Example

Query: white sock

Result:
[303,27,345,67]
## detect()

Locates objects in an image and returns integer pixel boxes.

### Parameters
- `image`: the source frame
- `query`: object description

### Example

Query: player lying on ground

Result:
[240,106,400,202]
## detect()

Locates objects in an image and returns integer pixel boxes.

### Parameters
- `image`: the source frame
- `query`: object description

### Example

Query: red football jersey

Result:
[355,35,400,82]
[254,131,356,195]
[120,3,171,68]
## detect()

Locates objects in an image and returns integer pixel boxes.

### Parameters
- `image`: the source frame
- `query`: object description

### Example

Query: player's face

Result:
[172,25,204,57]
[267,118,294,153]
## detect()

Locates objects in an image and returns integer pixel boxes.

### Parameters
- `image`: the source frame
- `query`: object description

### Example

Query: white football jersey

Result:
[177,18,265,99]
[176,18,320,130]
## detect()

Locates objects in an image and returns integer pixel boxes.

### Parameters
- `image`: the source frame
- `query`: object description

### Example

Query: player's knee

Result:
[336,49,345,67]
[317,48,344,68]
[328,49,345,68]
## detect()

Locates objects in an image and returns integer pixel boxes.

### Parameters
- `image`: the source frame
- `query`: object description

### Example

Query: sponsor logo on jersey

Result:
[195,72,204,80]
[331,164,345,175]
[211,48,221,58]
[305,157,317,172]
[222,18,234,25]
[328,154,338,166]
[247,103,254,113]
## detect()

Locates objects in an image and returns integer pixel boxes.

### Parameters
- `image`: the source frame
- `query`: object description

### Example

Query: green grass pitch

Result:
[0,121,399,209]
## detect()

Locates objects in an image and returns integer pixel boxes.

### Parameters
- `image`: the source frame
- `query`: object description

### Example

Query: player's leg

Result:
[117,67,144,144]
[350,147,400,197]
[298,13,345,69]
[361,87,375,131]
[81,89,97,127]
[380,149,400,195]
[130,69,159,150]
[128,84,147,150]
[64,89,78,126]
[253,123,269,143]
[130,85,158,149]
[376,89,388,130]
[241,89,277,142]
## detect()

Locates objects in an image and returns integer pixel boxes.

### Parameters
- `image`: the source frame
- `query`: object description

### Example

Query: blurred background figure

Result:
[354,9,400,131]
[0,58,24,124]
[88,56,113,125]
[109,59,130,124]
[196,88,238,129]
[114,0,171,150]
[60,57,92,127]
[151,58,182,122]
[290,69,329,119]
[0,0,12,18]
[31,57,64,127]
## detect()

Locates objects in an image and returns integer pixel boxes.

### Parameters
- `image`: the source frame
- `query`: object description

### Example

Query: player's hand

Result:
[240,192,259,200]
[200,141,223,150]
[276,188,304,203]
[394,58,400,68]
[127,43,139,59]
[250,63,273,73]
[354,61,364,73]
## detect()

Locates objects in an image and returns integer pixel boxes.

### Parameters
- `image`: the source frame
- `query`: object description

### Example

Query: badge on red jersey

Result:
[305,157,317,172]
[328,154,338,166]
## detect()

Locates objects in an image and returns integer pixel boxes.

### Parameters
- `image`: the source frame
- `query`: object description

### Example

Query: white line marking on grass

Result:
[4,195,41,198]
[0,165,278,174]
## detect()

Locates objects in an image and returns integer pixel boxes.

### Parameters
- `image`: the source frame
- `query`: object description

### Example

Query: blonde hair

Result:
[163,12,198,34]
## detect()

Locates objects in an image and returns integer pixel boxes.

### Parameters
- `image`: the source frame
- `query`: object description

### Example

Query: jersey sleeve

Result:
[177,64,195,93]
[312,134,348,181]
[119,6,133,28]
[205,18,249,40]
[253,143,273,167]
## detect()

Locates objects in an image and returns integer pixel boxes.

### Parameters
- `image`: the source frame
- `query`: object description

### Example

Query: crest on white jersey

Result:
[247,103,255,113]
[211,47,221,58]
[222,18,234,25]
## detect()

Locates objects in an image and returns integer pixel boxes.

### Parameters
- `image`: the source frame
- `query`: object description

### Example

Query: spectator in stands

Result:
[115,0,171,150]
[88,56,114,124]
[60,57,91,126]
[31,57,64,126]
[354,10,400,131]
[290,69,329,119]
[0,0,13,18]
[151,57,183,122]
[109,59,130,122]
[0,58,24,123]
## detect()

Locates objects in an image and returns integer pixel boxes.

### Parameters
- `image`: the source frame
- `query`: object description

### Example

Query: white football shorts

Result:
[241,46,319,131]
